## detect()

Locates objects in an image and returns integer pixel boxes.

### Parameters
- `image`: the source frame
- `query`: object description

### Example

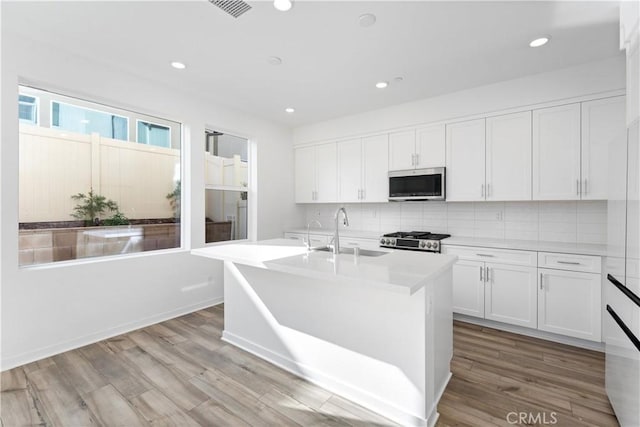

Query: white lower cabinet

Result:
[445,246,538,328]
[538,268,602,341]
[485,263,538,328]
[451,259,485,317]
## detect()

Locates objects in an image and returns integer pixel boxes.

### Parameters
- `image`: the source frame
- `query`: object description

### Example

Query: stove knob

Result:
[391,239,396,245]
[432,242,438,250]
[426,242,432,248]
[385,239,391,245]
[420,241,426,248]
[380,238,386,244]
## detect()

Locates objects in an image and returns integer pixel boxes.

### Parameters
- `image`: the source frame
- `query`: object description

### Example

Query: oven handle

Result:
[607,274,640,308]
[607,305,640,352]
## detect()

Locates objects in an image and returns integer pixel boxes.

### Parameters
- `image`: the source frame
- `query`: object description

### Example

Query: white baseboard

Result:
[1,296,223,371]
[454,314,605,352]
[427,371,452,427]
[222,330,432,427]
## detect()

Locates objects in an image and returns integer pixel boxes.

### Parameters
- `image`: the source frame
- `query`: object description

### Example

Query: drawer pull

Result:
[476,253,494,257]
[557,261,581,265]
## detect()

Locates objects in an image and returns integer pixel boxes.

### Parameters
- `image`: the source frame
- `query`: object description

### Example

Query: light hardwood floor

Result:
[1,305,619,427]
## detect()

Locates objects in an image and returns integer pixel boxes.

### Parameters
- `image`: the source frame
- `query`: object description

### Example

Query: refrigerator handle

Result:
[607,274,640,307]
[607,305,640,352]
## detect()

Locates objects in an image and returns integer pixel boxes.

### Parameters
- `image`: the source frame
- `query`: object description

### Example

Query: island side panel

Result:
[425,267,454,427]
[222,260,430,426]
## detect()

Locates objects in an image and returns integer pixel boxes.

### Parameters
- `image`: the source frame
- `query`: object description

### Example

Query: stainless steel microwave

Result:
[388,167,446,201]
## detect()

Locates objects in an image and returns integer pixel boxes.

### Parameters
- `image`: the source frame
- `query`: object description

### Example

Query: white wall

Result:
[1,31,300,369]
[293,56,625,145]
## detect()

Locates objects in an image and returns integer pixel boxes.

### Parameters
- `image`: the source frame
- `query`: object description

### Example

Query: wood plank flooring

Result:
[1,305,619,427]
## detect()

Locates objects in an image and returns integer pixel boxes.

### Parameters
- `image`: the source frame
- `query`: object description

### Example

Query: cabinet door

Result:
[446,119,486,201]
[538,268,602,341]
[532,104,581,200]
[337,139,362,203]
[362,134,389,202]
[314,143,338,202]
[486,112,532,201]
[452,259,485,317]
[581,96,626,200]
[388,130,416,171]
[485,263,537,328]
[295,146,316,203]
[416,124,445,168]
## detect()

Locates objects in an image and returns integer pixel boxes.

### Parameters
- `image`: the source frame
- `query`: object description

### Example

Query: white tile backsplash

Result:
[302,200,607,245]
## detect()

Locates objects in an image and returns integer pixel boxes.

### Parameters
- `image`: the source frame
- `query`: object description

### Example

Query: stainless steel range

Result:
[380,231,451,253]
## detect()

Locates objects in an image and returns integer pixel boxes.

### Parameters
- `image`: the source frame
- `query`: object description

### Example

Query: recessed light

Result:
[171,61,186,69]
[375,81,388,89]
[267,56,283,66]
[393,76,404,83]
[274,0,292,11]
[359,13,376,27]
[529,36,550,48]
[285,107,295,113]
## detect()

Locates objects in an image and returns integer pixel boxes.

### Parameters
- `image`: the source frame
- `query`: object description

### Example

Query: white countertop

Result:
[443,236,606,256]
[285,229,606,256]
[192,239,457,295]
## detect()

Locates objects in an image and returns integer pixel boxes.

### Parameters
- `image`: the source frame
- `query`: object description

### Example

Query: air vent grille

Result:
[209,0,252,18]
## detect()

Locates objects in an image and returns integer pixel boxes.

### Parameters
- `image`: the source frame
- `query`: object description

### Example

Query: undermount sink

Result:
[312,246,388,257]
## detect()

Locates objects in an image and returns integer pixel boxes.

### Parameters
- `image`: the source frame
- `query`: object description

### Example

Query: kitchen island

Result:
[192,239,456,427]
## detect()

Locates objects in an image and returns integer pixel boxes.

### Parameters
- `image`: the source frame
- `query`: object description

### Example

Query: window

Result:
[52,101,128,141]
[18,94,38,124]
[137,120,171,148]
[204,130,249,243]
[18,85,182,266]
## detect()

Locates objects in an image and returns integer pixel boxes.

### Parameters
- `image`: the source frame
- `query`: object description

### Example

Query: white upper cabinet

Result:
[446,119,486,201]
[362,134,389,202]
[337,135,389,203]
[416,125,446,169]
[294,143,337,203]
[388,130,416,171]
[337,138,362,203]
[485,111,532,201]
[532,103,581,200]
[295,146,316,203]
[581,96,626,200]
[389,125,445,171]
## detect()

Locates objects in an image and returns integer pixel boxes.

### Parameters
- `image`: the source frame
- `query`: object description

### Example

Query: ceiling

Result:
[2,1,622,127]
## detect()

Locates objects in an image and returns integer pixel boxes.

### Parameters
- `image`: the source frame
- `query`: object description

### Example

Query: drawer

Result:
[284,232,329,247]
[340,237,382,251]
[442,245,536,267]
[538,252,601,273]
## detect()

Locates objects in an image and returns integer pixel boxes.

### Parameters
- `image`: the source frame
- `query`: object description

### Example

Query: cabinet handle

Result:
[584,179,588,195]
[411,154,415,166]
[486,266,490,282]
[480,266,484,281]
[540,272,543,290]
[557,261,581,265]
[357,189,361,200]
[415,153,420,166]
[362,189,366,200]
[481,184,485,198]
[476,253,494,257]
[576,179,580,196]
[486,183,490,198]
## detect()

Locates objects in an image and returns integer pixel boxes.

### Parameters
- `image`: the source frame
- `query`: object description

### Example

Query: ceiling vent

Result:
[208,0,252,18]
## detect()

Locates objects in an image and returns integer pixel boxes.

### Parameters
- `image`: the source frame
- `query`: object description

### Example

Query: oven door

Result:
[388,167,445,201]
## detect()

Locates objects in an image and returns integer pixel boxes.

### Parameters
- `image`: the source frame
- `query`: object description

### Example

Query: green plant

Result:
[102,211,130,226]
[70,189,119,226]
[166,180,181,219]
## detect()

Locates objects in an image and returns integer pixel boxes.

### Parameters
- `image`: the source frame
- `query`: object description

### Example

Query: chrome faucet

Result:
[331,207,350,255]
[306,219,322,250]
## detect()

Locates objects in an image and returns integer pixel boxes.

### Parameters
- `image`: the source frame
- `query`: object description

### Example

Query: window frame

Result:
[50,99,130,141]
[135,119,172,148]
[18,93,39,125]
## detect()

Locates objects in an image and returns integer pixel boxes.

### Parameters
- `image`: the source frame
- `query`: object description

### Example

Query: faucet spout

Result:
[332,207,349,255]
